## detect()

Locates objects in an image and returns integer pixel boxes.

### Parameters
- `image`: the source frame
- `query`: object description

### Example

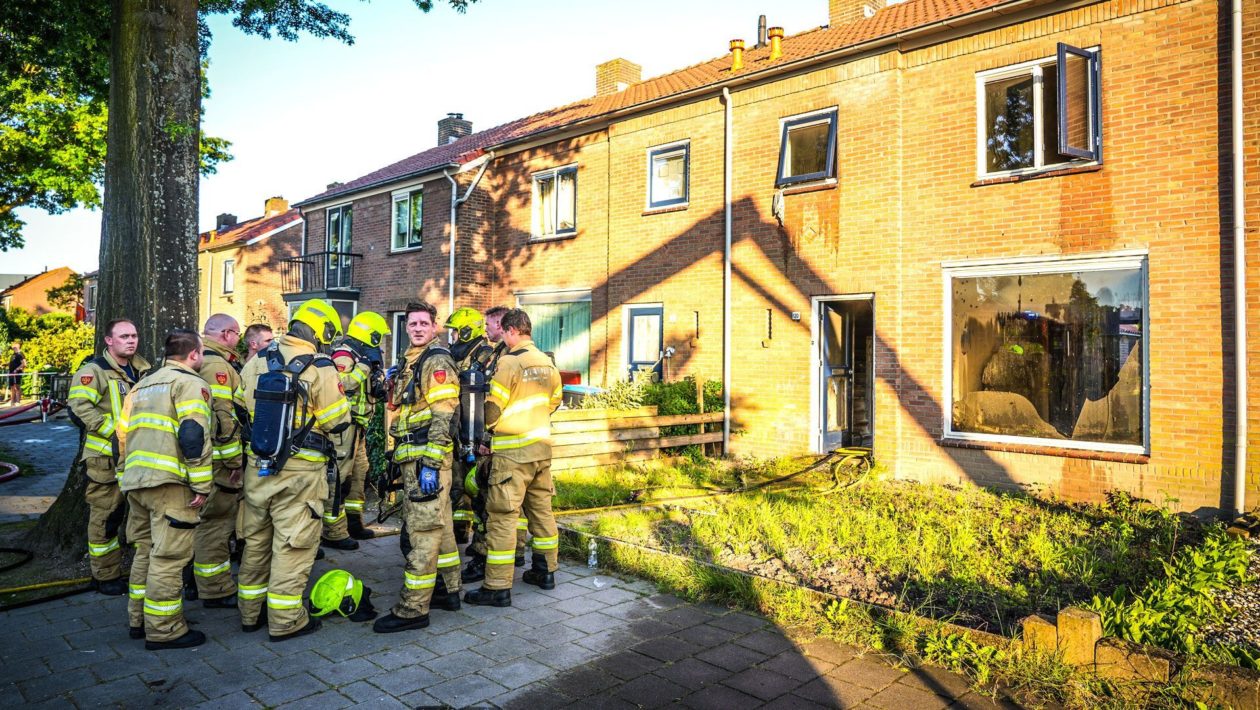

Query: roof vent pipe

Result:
[729,39,745,71]
[768,26,784,60]
[756,15,767,47]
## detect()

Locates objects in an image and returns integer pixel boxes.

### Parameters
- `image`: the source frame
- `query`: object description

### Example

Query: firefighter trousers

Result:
[322,463,348,541]
[193,479,239,599]
[394,462,452,618]
[483,458,558,590]
[125,483,199,642]
[85,458,125,581]
[343,426,369,519]
[238,465,326,637]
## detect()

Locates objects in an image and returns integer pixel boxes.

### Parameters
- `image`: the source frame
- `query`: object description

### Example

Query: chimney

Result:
[326,181,343,191]
[729,39,746,71]
[595,58,641,97]
[768,27,784,61]
[756,15,768,48]
[264,196,289,217]
[216,213,238,231]
[437,113,473,146]
[829,0,880,26]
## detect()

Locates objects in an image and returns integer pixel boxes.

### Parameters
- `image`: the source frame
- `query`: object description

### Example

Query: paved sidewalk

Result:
[0,414,79,524]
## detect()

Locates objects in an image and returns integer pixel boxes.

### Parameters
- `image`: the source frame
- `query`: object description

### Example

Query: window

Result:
[325,204,353,288]
[776,109,838,186]
[977,43,1101,176]
[222,259,235,294]
[945,252,1146,453]
[391,312,409,365]
[391,188,424,251]
[87,284,97,310]
[532,166,577,239]
[647,142,689,209]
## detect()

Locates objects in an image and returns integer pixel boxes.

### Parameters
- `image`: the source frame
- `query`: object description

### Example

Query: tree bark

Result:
[26,0,201,558]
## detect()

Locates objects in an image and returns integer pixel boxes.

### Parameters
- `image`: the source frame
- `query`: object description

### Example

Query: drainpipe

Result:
[721,87,733,454]
[1232,0,1248,514]
[443,152,494,314]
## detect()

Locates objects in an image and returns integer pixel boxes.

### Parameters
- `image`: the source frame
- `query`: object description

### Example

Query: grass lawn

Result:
[555,456,1194,636]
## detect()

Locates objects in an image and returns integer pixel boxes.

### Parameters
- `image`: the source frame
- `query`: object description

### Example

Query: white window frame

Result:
[390,187,424,253]
[975,46,1101,179]
[645,140,690,210]
[776,107,839,188]
[391,311,409,366]
[222,259,235,294]
[621,302,665,382]
[941,250,1149,455]
[531,164,578,240]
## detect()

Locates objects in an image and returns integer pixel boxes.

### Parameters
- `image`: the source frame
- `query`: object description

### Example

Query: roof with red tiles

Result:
[198,209,302,252]
[297,0,1023,206]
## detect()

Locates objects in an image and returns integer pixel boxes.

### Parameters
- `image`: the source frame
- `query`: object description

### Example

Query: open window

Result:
[977,44,1101,176]
[776,109,838,187]
[532,166,577,239]
[391,188,423,252]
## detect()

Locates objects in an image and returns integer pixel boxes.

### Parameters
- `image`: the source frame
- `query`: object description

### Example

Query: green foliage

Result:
[922,628,1007,685]
[44,272,85,311]
[0,311,92,395]
[366,400,387,479]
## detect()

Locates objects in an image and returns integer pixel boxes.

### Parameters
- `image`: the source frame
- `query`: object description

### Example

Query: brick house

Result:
[291,0,1259,513]
[197,197,303,330]
[0,267,76,316]
[80,271,98,324]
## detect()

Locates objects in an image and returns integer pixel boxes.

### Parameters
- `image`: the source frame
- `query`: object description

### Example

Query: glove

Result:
[385,365,399,382]
[418,465,439,497]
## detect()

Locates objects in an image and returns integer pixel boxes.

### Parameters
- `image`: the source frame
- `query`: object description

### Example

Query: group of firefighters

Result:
[67,298,563,649]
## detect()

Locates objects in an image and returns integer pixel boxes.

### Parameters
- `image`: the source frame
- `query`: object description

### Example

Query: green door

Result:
[522,301,590,383]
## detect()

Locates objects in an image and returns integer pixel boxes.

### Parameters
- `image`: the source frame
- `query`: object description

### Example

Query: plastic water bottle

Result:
[587,539,598,569]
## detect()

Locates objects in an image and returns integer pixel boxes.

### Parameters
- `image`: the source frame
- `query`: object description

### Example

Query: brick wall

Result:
[197,222,302,330]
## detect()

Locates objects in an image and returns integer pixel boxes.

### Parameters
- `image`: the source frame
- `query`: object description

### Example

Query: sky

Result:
[5,0,829,276]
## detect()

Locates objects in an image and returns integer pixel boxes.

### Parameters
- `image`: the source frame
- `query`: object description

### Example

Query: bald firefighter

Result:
[236,299,351,641]
[68,318,150,596]
[118,329,213,649]
[323,311,391,545]
[191,313,245,607]
[464,309,563,607]
[373,301,461,633]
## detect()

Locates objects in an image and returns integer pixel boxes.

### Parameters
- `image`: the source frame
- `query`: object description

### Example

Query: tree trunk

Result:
[26,0,201,558]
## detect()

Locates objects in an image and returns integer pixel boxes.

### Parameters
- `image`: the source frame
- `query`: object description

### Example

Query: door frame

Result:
[622,302,664,380]
[809,294,875,454]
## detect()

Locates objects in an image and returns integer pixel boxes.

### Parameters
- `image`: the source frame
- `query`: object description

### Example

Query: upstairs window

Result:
[533,166,577,239]
[392,188,424,252]
[776,109,838,186]
[222,259,235,294]
[647,142,689,209]
[978,43,1101,177]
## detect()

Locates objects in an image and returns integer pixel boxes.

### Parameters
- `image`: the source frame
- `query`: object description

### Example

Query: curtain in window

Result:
[523,301,590,382]
[556,171,576,232]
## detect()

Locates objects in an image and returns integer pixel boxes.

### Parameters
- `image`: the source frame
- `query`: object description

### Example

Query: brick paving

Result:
[0,418,1007,708]
[0,414,80,524]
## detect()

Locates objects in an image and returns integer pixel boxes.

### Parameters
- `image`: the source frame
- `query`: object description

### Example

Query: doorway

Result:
[625,304,664,380]
[814,296,874,451]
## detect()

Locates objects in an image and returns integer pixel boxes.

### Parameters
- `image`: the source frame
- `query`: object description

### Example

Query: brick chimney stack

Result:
[595,58,641,97]
[438,113,473,146]
[264,196,289,217]
[829,0,880,25]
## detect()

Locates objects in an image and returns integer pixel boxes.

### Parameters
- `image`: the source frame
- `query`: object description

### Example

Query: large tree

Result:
[9,0,474,559]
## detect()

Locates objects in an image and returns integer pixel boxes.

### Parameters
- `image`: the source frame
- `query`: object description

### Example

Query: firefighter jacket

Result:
[486,339,563,464]
[68,351,151,463]
[117,361,214,495]
[331,343,374,428]
[389,342,458,468]
[236,334,351,470]
[200,339,244,473]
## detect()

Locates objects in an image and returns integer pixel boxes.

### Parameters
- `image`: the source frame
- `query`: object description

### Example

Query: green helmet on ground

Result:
[310,568,364,617]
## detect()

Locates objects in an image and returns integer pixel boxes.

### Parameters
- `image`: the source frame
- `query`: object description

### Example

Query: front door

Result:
[817,297,874,450]
[626,305,664,380]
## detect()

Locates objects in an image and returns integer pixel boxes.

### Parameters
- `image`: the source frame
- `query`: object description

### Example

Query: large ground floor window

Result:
[945,252,1146,452]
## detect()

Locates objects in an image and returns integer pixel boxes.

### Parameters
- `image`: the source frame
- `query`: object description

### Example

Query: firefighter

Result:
[324,311,391,544]
[117,329,213,649]
[373,301,461,633]
[464,309,563,607]
[190,314,244,607]
[235,299,351,641]
[68,318,150,596]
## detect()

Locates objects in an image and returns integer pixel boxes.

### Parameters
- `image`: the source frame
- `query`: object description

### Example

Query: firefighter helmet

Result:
[310,569,364,617]
[291,299,343,346]
[444,307,486,344]
[346,311,391,349]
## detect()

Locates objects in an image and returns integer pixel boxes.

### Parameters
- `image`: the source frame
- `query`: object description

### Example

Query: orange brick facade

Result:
[297,0,1259,513]
[197,220,303,331]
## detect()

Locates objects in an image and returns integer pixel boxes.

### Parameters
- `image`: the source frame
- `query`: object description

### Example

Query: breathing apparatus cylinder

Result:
[458,367,488,463]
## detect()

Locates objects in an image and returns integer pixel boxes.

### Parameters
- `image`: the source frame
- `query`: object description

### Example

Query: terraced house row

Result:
[275,0,1260,514]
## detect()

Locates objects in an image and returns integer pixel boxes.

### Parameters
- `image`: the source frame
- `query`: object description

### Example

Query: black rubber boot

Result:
[203,594,238,609]
[431,576,461,612]
[463,587,511,607]
[347,514,376,540]
[461,554,486,584]
[320,536,359,551]
[270,615,321,642]
[515,551,526,568]
[453,522,469,545]
[181,564,198,601]
[373,612,429,634]
[129,626,144,640]
[522,554,555,590]
[145,629,206,651]
[96,577,127,596]
[241,608,268,633]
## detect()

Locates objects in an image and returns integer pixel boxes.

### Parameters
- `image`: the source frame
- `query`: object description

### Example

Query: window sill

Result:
[528,232,578,244]
[972,163,1102,187]
[390,246,423,255]
[780,179,838,196]
[939,437,1149,464]
[642,204,689,216]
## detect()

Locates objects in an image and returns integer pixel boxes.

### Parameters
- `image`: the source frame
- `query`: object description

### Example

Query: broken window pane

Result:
[535,174,555,236]
[950,267,1144,447]
[786,121,830,178]
[985,74,1035,172]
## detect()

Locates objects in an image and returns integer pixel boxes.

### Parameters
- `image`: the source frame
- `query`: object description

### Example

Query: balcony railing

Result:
[280,251,363,297]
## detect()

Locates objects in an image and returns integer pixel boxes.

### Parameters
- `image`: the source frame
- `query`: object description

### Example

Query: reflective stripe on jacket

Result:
[68,351,149,462]
[200,340,244,473]
[487,340,562,463]
[118,362,214,494]
[389,343,458,467]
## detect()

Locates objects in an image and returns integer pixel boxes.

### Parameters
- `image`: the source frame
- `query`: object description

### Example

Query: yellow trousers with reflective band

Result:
[484,458,558,590]
[238,462,326,637]
[125,483,199,641]
[85,457,125,581]
[395,463,452,618]
[321,461,348,541]
[344,425,369,518]
[193,480,239,599]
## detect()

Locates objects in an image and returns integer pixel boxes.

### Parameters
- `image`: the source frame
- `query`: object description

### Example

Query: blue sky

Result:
[6,0,827,275]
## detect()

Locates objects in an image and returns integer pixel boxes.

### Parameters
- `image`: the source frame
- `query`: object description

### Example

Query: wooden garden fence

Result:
[551,406,724,471]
